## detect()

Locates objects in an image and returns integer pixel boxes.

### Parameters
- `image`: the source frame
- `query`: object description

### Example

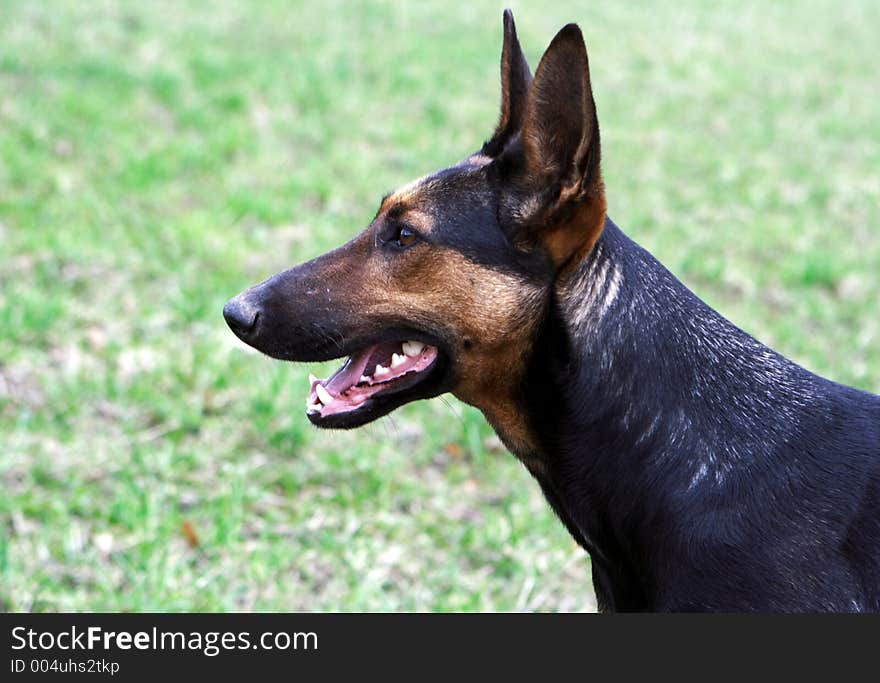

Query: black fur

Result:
[524,218,880,611]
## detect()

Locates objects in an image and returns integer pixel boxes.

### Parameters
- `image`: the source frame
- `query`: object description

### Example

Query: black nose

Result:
[223,296,260,340]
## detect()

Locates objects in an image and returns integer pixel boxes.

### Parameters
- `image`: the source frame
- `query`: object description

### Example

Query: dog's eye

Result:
[392,226,418,248]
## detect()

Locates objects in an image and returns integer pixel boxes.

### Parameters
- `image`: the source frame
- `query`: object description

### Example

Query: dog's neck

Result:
[507,217,822,610]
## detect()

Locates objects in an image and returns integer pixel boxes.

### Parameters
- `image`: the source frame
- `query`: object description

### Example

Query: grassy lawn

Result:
[1,0,878,611]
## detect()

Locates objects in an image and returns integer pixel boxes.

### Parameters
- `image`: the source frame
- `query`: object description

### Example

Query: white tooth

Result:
[359,375,371,384]
[374,364,390,377]
[391,353,406,368]
[309,373,318,385]
[402,340,425,357]
[315,384,333,405]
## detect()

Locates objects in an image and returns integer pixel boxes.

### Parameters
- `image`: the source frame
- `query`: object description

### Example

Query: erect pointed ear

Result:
[502,23,606,269]
[481,9,532,157]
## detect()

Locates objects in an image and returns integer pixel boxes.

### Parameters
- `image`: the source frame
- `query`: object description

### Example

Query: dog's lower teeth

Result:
[306,395,321,413]
[305,341,435,412]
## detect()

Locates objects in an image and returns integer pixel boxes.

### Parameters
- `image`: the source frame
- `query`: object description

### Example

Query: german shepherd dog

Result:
[224,11,880,612]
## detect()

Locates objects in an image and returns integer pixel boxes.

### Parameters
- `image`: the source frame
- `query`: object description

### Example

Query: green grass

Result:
[1,0,878,612]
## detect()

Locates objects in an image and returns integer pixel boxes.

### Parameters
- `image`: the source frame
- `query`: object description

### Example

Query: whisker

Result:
[439,395,466,430]
[384,413,401,441]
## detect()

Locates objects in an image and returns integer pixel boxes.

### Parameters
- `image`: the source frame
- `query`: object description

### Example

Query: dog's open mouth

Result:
[306,340,438,418]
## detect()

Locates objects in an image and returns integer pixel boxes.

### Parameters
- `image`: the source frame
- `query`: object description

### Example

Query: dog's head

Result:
[224,11,605,435]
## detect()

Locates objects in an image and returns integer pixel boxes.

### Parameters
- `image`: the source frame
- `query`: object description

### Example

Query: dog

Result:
[224,11,880,612]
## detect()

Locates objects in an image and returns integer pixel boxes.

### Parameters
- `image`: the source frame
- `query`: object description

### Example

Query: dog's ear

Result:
[500,23,606,269]
[481,9,532,157]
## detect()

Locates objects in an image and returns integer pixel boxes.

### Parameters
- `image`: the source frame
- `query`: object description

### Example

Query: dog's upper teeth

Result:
[402,340,424,357]
[309,373,319,385]
[391,353,406,369]
[359,375,370,384]
[374,364,390,377]
[315,384,333,405]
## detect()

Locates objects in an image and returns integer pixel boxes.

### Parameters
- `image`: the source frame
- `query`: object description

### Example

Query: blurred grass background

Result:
[1,0,878,611]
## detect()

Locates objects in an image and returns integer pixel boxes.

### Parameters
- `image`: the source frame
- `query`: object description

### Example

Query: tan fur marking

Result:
[399,208,435,235]
[329,235,544,458]
[377,194,395,215]
[465,153,494,167]
[550,185,607,273]
[386,173,435,207]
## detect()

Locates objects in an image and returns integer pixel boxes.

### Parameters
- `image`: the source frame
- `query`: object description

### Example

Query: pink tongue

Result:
[324,346,374,397]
